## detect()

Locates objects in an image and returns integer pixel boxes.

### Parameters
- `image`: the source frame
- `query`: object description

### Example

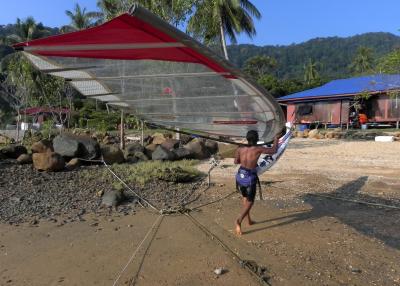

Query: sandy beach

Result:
[1,138,400,286]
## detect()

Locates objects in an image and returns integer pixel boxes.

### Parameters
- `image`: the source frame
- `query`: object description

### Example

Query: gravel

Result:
[0,160,206,224]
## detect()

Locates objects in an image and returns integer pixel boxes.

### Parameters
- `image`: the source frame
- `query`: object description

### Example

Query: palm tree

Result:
[304,59,319,85]
[97,0,193,25]
[349,46,375,75]
[188,0,261,60]
[61,3,102,32]
[6,17,50,44]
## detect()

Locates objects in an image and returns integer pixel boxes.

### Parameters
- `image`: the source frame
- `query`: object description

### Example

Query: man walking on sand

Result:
[234,130,279,235]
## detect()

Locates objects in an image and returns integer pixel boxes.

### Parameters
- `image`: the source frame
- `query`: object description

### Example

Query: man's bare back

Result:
[234,137,279,169]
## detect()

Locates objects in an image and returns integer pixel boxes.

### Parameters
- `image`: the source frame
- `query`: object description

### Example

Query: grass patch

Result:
[83,160,204,187]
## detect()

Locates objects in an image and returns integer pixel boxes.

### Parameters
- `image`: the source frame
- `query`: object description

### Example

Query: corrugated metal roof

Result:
[278,74,400,102]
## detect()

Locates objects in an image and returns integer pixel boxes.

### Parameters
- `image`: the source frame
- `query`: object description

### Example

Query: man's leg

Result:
[242,197,255,225]
[236,198,254,235]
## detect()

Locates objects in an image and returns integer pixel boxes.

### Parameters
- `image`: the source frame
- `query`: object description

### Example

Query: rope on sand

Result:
[185,213,270,286]
[308,193,400,210]
[111,214,164,286]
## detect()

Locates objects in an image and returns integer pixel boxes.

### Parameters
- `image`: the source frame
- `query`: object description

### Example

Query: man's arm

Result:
[234,147,241,164]
[258,135,279,155]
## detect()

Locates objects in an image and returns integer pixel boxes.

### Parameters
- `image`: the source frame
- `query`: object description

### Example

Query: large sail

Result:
[13,5,284,143]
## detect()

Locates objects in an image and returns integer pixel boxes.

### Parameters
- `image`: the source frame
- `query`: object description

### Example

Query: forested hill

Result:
[228,32,400,80]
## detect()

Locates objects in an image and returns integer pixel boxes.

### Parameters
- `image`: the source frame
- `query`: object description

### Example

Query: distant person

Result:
[234,130,279,235]
[359,112,368,126]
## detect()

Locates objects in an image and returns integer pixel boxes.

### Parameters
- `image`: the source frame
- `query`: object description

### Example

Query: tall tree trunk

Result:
[219,21,229,60]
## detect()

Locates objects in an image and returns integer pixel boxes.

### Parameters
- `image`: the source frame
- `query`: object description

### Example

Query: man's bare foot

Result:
[247,219,256,226]
[235,220,242,235]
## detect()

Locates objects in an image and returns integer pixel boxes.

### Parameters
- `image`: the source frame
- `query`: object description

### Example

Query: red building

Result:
[277,75,400,128]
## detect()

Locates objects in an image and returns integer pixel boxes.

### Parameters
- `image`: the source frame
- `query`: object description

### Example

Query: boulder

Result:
[143,135,152,146]
[205,140,218,155]
[152,133,166,145]
[124,142,145,158]
[53,134,100,159]
[217,143,238,159]
[17,154,32,164]
[325,131,335,139]
[1,145,28,159]
[308,129,319,139]
[179,134,193,145]
[134,151,149,162]
[125,156,138,164]
[303,129,310,137]
[161,139,180,151]
[0,134,11,144]
[31,139,53,153]
[101,145,125,164]
[66,158,81,171]
[316,133,325,139]
[184,138,210,160]
[296,131,304,138]
[144,143,158,158]
[76,135,100,160]
[173,147,193,160]
[101,190,124,208]
[53,135,80,157]
[32,152,65,171]
[152,145,176,161]
[103,135,119,145]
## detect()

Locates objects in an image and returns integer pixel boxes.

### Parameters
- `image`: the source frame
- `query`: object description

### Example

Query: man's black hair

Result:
[246,130,259,146]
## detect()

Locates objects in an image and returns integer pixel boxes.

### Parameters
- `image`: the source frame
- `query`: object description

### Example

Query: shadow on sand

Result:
[245,176,400,249]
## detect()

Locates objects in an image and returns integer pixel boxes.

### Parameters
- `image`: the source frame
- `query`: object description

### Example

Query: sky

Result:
[1,0,400,46]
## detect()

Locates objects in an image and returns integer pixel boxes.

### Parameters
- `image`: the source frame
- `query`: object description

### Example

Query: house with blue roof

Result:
[277,74,400,128]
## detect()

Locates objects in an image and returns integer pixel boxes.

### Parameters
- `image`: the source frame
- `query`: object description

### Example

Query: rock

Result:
[53,134,100,159]
[205,140,218,154]
[124,142,145,162]
[214,268,225,276]
[296,131,304,138]
[101,145,125,164]
[152,133,166,145]
[184,138,210,160]
[125,142,145,155]
[66,158,81,171]
[0,134,11,144]
[125,156,138,164]
[308,129,319,139]
[134,151,149,162]
[161,139,180,151]
[303,129,310,137]
[17,154,32,164]
[1,145,28,159]
[77,136,100,160]
[172,147,193,160]
[325,131,335,139]
[315,133,325,139]
[152,145,176,161]
[101,190,124,208]
[217,143,238,159]
[53,135,80,157]
[144,143,158,158]
[179,134,193,145]
[103,135,119,145]
[32,152,65,171]
[31,139,53,153]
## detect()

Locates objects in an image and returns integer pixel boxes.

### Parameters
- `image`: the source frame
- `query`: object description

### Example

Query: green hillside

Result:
[228,32,400,80]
